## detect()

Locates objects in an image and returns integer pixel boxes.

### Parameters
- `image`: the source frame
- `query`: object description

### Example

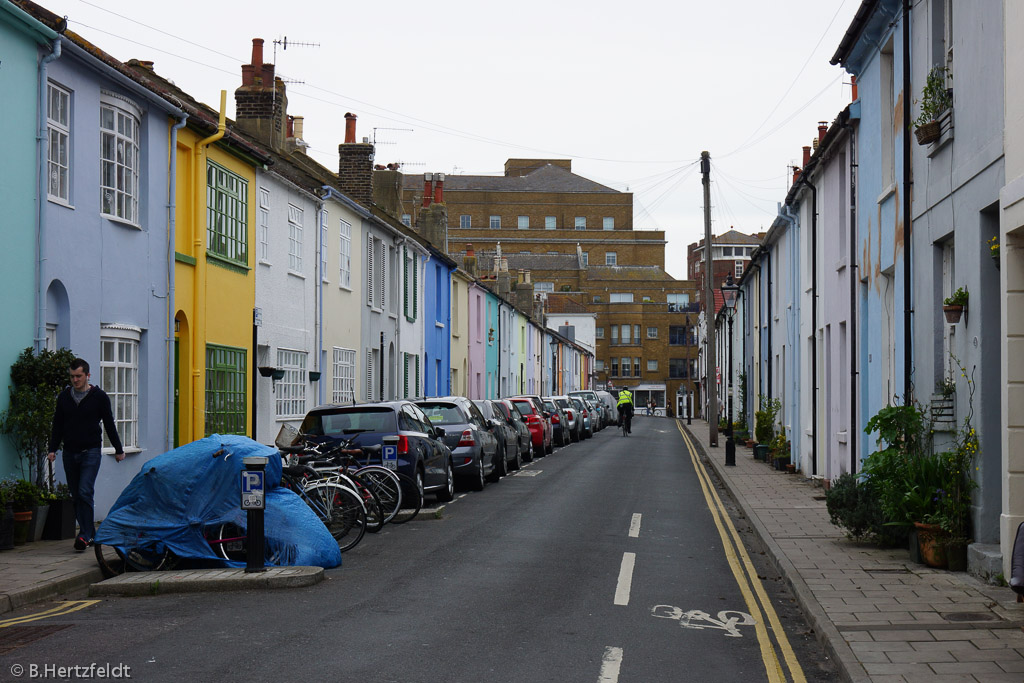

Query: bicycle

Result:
[618,405,633,437]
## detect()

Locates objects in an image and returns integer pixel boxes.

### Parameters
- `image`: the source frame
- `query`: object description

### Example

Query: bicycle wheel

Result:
[390,472,422,524]
[94,542,175,578]
[304,482,366,552]
[331,472,384,533]
[212,522,248,562]
[356,466,403,525]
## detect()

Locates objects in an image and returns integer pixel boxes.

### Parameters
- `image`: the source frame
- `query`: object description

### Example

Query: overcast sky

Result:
[42,0,860,280]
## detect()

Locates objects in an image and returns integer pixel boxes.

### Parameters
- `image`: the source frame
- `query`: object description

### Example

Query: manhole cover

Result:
[940,612,1000,622]
[0,624,71,654]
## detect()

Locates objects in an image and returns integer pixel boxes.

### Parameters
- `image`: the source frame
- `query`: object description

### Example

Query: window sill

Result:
[102,447,141,456]
[47,197,74,210]
[435,322,445,329]
[207,253,251,274]
[338,284,352,292]
[288,270,306,280]
[102,213,142,230]
[876,183,897,205]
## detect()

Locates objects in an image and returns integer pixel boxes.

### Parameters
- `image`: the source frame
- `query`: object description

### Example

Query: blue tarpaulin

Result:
[95,434,341,568]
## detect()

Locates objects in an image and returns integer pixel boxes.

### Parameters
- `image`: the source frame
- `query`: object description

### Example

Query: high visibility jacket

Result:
[617,390,633,407]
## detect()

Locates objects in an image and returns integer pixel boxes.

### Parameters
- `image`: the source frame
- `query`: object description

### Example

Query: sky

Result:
[40,0,861,280]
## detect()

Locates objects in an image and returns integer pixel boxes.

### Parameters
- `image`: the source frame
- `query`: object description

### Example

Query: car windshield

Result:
[510,400,535,415]
[300,407,395,437]
[543,401,556,412]
[555,398,570,409]
[418,403,466,425]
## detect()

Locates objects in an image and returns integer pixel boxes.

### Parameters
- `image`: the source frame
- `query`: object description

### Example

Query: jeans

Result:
[63,447,102,540]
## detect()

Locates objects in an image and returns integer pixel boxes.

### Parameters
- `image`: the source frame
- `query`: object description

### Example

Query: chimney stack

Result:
[235,38,287,150]
[422,173,433,208]
[338,114,374,206]
[851,75,858,101]
[464,244,477,278]
[802,145,812,167]
[818,121,828,145]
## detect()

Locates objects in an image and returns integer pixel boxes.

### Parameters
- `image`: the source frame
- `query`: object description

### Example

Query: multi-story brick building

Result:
[393,159,699,415]
[687,229,763,296]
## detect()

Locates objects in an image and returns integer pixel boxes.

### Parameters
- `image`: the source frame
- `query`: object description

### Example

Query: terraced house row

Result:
[0,0,594,518]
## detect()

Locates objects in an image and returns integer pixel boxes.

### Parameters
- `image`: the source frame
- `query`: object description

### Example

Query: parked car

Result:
[416,397,498,491]
[473,399,523,475]
[297,401,454,503]
[493,398,534,462]
[551,395,580,442]
[570,390,605,429]
[595,390,617,427]
[509,396,553,456]
[570,396,594,439]
[542,397,570,447]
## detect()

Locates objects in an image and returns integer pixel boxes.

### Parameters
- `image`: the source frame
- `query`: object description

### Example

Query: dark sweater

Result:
[48,385,124,454]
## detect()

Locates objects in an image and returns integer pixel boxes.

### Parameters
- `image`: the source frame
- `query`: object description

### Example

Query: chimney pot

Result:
[851,75,858,101]
[433,172,444,204]
[818,121,828,144]
[344,113,357,144]
[802,145,811,167]
[251,38,264,68]
[422,173,434,208]
[292,115,304,140]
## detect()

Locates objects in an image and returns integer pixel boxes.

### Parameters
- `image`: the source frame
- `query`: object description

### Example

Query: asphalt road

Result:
[1,416,837,682]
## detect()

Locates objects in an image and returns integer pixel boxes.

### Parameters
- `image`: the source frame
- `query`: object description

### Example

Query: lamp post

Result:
[550,339,559,394]
[721,274,739,466]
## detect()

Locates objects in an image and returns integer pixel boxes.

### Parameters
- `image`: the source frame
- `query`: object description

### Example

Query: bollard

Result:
[725,432,736,466]
[241,456,268,573]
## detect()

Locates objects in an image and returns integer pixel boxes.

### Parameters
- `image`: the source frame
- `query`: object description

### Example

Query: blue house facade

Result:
[22,0,185,517]
[423,251,454,398]
[0,0,57,477]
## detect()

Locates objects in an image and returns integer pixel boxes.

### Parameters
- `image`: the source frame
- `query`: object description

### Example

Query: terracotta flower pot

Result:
[943,305,963,324]
[914,522,948,568]
[12,510,33,545]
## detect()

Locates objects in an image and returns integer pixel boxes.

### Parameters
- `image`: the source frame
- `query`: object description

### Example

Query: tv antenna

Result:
[270,37,319,106]
[372,127,414,146]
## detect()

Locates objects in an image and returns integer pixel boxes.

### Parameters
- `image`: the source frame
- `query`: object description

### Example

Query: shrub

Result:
[825,472,905,546]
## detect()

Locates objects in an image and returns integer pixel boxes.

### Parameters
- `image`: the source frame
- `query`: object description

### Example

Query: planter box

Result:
[773,455,791,471]
[29,504,49,542]
[754,444,769,461]
[915,120,941,145]
[42,499,76,540]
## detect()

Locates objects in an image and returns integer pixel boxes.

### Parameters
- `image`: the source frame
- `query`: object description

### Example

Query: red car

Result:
[509,396,553,456]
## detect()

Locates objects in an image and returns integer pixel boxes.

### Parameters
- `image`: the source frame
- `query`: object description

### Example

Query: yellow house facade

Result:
[168,91,269,445]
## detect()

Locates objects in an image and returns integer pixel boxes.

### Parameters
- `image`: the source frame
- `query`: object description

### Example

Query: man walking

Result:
[47,358,125,551]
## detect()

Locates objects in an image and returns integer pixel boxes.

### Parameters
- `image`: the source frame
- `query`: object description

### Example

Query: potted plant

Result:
[42,482,75,541]
[4,477,41,545]
[913,65,952,145]
[942,286,968,324]
[0,484,12,550]
[769,430,790,470]
[988,236,1000,269]
[753,395,781,461]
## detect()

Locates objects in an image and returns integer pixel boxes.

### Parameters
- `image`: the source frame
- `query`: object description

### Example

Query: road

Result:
[1,416,837,682]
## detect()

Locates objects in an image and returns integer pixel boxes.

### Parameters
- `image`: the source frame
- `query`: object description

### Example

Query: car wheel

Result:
[471,456,486,491]
[490,444,507,481]
[435,461,455,503]
[524,442,534,462]
[510,443,522,470]
[545,436,553,455]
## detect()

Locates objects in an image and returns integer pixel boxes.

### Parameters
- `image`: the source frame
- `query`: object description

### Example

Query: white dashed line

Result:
[628,513,641,538]
[598,646,623,683]
[613,552,636,606]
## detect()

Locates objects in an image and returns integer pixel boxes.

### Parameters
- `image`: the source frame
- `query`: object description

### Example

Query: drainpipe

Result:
[35,36,62,352]
[314,199,324,403]
[901,0,914,402]
[843,115,859,474]
[765,246,773,401]
[792,172,820,476]
[192,91,227,440]
[167,114,188,450]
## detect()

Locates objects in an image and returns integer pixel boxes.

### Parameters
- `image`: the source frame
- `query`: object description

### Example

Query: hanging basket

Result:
[915,120,941,145]
[942,305,963,324]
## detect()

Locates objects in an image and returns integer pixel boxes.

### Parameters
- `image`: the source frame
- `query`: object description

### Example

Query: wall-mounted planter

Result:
[915,120,941,145]
[258,366,277,378]
[942,305,964,324]
[308,371,321,382]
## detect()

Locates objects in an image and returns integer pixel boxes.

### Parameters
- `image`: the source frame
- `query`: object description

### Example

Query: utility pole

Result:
[702,151,718,447]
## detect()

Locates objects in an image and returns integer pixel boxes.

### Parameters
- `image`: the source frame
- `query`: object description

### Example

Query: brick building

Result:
[393,159,699,415]
[687,229,764,297]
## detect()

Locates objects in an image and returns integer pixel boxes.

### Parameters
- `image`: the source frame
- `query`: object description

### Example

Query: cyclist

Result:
[616,389,634,435]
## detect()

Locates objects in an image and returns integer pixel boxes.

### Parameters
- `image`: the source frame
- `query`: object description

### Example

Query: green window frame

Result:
[205,344,247,436]
[207,161,249,266]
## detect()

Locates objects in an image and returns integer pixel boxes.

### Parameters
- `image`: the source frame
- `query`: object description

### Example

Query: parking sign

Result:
[241,470,265,510]
[382,444,398,470]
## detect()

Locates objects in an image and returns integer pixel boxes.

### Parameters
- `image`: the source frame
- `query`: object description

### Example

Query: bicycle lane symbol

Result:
[651,605,756,638]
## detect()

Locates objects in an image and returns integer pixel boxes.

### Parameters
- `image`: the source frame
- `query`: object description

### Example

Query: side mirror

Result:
[542,411,550,419]
[433,426,446,439]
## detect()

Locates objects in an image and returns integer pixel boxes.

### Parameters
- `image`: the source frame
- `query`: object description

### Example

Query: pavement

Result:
[3,421,1024,682]
[684,418,1024,683]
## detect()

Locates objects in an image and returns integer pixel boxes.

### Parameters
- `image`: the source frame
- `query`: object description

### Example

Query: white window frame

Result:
[489,215,501,229]
[100,325,140,451]
[332,347,356,404]
[99,92,141,225]
[545,216,556,229]
[258,188,270,263]
[460,214,471,229]
[735,260,744,278]
[595,327,604,339]
[535,282,554,292]
[517,215,529,229]
[647,359,658,371]
[575,216,586,230]
[47,82,71,203]
[581,252,589,266]
[605,252,617,266]
[401,214,411,227]
[610,292,633,303]
[288,203,303,273]
[603,217,614,231]
[595,359,605,371]
[647,327,658,339]
[338,218,351,289]
[276,349,307,418]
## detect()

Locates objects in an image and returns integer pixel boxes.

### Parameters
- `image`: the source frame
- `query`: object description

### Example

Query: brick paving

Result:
[684,419,1024,683]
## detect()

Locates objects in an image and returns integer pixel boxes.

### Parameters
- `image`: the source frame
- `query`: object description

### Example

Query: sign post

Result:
[241,456,268,573]
[381,435,399,470]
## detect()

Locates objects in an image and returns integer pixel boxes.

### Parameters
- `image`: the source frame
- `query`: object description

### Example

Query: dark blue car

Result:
[297,401,455,503]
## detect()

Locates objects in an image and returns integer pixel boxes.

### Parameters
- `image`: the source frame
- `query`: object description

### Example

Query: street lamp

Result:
[721,274,739,466]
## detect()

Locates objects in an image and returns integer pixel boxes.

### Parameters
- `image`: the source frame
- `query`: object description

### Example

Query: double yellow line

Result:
[676,421,806,683]
[0,600,100,628]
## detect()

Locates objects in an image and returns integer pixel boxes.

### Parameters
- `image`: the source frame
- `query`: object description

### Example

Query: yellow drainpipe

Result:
[191,91,226,441]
